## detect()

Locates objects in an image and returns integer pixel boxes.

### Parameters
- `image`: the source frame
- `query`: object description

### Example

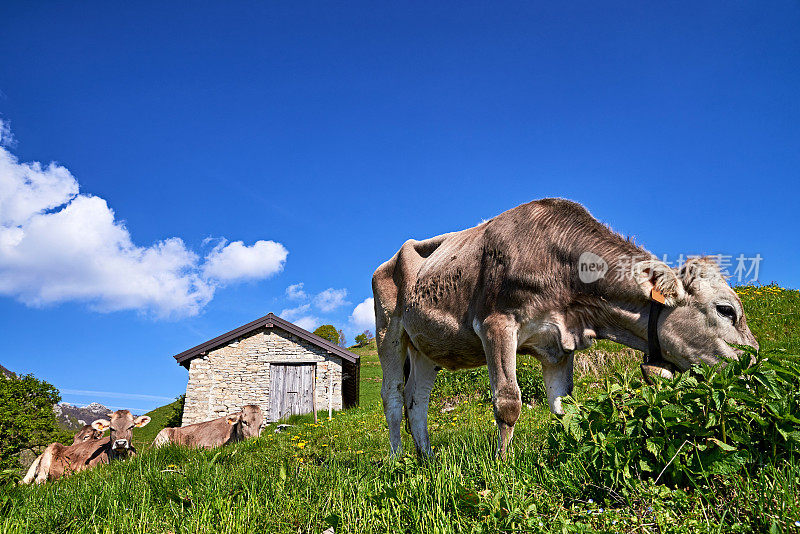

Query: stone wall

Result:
[182,326,343,425]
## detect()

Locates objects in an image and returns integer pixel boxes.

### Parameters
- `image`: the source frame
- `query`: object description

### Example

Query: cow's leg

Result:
[34,444,56,484]
[378,321,407,456]
[541,352,574,415]
[21,454,42,485]
[404,344,439,456]
[478,315,521,459]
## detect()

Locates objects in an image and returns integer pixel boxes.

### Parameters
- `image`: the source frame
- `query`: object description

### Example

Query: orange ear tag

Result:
[651,287,666,304]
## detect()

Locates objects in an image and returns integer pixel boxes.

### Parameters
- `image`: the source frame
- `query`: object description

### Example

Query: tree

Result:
[337,329,346,348]
[0,373,69,470]
[354,330,375,347]
[313,324,340,344]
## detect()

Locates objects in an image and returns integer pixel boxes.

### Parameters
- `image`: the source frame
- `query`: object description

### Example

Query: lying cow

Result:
[21,424,106,484]
[373,198,759,457]
[22,409,150,484]
[71,424,106,444]
[154,404,263,449]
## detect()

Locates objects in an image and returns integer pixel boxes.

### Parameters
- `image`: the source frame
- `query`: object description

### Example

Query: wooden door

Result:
[270,364,314,421]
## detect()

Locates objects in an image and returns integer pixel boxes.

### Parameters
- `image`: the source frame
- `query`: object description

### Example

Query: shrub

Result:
[547,348,800,491]
[164,394,186,428]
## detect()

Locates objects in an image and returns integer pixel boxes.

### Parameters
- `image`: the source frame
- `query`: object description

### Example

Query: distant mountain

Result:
[54,402,119,431]
[0,363,16,379]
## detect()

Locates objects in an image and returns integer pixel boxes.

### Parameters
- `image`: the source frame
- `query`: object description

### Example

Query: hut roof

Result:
[173,313,360,368]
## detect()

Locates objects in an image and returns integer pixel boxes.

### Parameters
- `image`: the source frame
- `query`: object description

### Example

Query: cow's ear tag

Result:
[651,287,666,304]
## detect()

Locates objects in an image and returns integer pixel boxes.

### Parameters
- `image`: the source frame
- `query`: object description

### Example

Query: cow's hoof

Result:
[640,361,676,384]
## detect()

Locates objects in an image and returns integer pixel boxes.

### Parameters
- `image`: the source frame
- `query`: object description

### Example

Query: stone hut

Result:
[173,313,360,425]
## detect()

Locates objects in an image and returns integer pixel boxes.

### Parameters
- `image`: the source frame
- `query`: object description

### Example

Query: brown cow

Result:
[22,410,150,484]
[21,424,106,484]
[154,405,263,449]
[71,424,106,444]
[373,199,759,457]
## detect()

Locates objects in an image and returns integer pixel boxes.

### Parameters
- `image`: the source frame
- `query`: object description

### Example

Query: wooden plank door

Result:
[270,364,315,421]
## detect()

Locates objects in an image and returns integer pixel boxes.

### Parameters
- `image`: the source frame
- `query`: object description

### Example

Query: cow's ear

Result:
[91,419,111,432]
[134,415,151,428]
[226,414,242,425]
[632,260,686,307]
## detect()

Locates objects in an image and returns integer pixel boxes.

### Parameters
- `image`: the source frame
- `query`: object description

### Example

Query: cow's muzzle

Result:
[113,439,130,450]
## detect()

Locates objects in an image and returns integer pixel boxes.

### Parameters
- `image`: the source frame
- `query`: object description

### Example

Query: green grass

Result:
[132,398,182,447]
[3,285,799,533]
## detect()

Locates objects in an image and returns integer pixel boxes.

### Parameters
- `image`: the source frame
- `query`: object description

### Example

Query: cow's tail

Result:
[21,454,42,485]
[153,428,171,448]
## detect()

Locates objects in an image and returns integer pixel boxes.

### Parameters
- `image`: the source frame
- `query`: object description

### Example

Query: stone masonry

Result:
[182,326,343,425]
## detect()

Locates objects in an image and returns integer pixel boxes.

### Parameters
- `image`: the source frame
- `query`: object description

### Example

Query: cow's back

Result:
[380,199,609,368]
[160,417,235,449]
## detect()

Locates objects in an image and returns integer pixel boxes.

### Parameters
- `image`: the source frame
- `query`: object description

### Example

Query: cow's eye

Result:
[716,304,737,323]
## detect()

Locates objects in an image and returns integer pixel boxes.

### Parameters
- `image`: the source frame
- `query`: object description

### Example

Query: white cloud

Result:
[351,298,375,331]
[313,287,349,312]
[279,303,310,321]
[294,316,320,331]
[285,282,307,301]
[202,239,287,283]
[0,121,288,318]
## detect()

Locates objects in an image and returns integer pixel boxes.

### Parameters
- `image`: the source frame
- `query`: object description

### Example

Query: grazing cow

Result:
[22,410,150,484]
[154,404,263,449]
[21,424,106,484]
[373,199,759,457]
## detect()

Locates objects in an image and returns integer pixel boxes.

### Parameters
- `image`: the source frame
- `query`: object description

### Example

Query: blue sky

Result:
[1,2,798,413]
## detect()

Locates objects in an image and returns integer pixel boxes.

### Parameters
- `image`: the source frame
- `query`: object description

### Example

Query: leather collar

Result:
[645,299,665,364]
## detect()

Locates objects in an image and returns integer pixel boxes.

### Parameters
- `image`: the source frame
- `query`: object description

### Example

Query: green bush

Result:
[164,394,186,428]
[548,348,800,491]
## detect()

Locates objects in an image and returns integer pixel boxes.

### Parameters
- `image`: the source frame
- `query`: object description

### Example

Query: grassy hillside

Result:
[132,397,182,446]
[4,285,799,533]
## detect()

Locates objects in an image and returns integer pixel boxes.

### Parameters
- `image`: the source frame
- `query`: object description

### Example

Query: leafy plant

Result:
[548,348,800,491]
[164,394,186,428]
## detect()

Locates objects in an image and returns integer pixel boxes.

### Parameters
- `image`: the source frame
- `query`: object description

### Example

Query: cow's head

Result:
[91,410,151,453]
[226,404,264,439]
[634,257,759,371]
[72,424,105,444]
